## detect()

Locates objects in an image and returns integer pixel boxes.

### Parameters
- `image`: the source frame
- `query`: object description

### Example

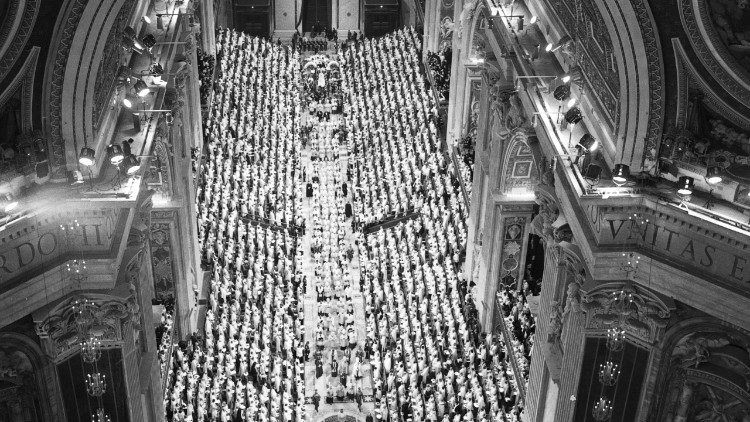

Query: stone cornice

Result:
[551,163,750,327]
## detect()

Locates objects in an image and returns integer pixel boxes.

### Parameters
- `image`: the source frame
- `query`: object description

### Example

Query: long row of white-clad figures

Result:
[165,26,524,421]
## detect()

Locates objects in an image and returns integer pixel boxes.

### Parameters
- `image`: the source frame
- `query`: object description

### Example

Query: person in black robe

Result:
[355,388,364,411]
[304,342,311,362]
[313,390,321,412]
[315,358,324,378]
[344,203,352,219]
[342,182,348,196]
[331,359,338,377]
[306,182,313,198]
[326,390,334,404]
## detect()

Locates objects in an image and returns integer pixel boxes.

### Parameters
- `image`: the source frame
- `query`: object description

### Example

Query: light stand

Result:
[704,189,715,210]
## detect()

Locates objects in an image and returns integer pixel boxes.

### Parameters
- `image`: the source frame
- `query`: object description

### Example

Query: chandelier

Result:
[605,289,633,352]
[598,360,620,386]
[85,372,107,397]
[606,326,626,352]
[67,258,88,281]
[72,298,95,331]
[91,408,111,422]
[80,336,103,363]
[618,252,641,277]
[592,396,613,421]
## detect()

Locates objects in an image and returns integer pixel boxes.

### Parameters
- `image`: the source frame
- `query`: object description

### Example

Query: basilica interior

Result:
[0,0,749,421]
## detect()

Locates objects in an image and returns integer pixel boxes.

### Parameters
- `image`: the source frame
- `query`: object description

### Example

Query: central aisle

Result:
[297,52,374,420]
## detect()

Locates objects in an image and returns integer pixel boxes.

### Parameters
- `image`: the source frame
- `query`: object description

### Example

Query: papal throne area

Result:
[0,0,749,421]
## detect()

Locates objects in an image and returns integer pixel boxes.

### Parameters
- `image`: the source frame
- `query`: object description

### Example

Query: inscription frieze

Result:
[585,204,750,289]
[0,210,121,293]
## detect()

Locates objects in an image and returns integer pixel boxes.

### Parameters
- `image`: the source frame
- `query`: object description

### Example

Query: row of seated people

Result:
[167,29,306,422]
[342,28,524,422]
[341,28,453,227]
[198,29,302,237]
[361,218,522,422]
[166,225,304,421]
[498,286,537,384]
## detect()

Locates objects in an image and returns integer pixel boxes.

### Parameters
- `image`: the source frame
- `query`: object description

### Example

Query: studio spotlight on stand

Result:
[577,133,598,153]
[612,164,630,186]
[705,165,722,185]
[107,144,124,165]
[584,164,602,193]
[676,175,694,208]
[134,79,150,97]
[79,146,96,166]
[123,154,141,175]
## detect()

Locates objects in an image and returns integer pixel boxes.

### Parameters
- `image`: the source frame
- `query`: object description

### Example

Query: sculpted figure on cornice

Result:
[470,231,483,284]
[548,300,564,343]
[456,0,478,40]
[489,86,525,142]
[440,16,454,45]
[531,184,559,242]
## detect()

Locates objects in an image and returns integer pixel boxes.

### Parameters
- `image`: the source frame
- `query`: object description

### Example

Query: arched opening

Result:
[651,324,750,420]
[0,332,55,422]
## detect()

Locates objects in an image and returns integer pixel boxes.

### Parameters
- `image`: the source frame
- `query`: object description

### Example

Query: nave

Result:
[165,27,524,422]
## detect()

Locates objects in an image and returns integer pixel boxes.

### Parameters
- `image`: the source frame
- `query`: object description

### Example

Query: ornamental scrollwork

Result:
[36,296,132,360]
[581,283,670,344]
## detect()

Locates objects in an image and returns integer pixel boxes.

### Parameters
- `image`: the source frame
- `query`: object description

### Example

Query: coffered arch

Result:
[645,317,750,421]
[0,331,57,421]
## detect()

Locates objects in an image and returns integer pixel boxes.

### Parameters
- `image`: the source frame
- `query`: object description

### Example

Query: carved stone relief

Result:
[150,211,176,304]
[498,217,526,287]
[489,83,524,142]
[456,0,478,40]
[531,185,559,242]
[581,284,670,344]
[36,296,132,360]
[657,329,750,420]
